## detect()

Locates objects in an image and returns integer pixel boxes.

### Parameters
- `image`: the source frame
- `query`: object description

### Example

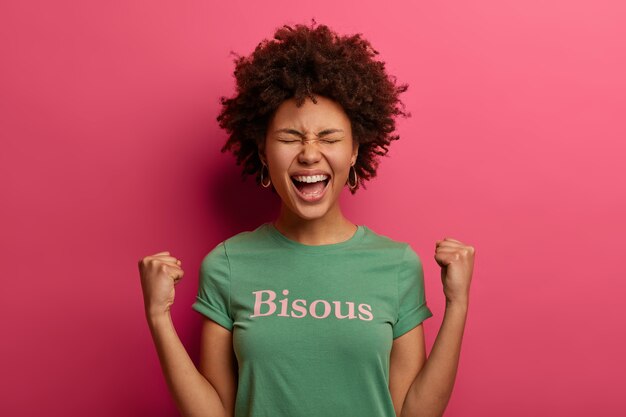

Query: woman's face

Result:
[261,95,359,222]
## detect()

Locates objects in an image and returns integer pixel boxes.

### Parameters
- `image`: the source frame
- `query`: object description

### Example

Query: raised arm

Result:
[139,251,233,417]
[400,238,475,417]
[147,313,232,417]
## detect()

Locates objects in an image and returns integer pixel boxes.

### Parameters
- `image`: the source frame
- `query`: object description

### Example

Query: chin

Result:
[291,206,331,221]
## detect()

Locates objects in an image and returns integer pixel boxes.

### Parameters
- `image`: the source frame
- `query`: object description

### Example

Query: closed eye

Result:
[277,139,341,144]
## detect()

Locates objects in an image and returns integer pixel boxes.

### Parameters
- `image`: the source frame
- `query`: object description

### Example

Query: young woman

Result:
[138,20,475,417]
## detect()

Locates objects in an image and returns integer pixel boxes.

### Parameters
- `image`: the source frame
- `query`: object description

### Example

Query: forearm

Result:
[400,301,468,417]
[147,313,228,417]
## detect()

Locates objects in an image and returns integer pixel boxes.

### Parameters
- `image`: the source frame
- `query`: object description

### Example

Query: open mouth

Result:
[290,175,330,201]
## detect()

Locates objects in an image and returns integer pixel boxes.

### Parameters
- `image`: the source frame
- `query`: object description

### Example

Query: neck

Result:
[273,204,357,246]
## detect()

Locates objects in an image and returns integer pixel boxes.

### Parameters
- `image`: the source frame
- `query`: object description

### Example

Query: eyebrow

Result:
[273,128,344,138]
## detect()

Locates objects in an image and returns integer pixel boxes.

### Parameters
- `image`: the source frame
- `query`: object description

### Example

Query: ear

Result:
[351,142,359,165]
[258,144,266,165]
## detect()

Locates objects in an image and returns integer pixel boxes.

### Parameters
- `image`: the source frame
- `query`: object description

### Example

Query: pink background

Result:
[1,0,625,416]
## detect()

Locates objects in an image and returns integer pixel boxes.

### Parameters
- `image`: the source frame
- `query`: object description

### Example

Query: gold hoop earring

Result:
[348,164,358,190]
[260,163,271,188]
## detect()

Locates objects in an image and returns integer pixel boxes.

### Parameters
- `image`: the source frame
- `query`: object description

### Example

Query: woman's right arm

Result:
[139,251,236,417]
[147,312,233,417]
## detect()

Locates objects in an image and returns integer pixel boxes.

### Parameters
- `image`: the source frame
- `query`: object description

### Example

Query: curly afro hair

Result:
[217,19,410,194]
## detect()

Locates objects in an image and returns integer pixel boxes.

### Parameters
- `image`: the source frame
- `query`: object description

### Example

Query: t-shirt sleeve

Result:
[192,242,234,331]
[393,245,433,339]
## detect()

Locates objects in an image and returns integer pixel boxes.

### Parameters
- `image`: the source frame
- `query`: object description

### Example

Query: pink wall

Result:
[1,0,624,416]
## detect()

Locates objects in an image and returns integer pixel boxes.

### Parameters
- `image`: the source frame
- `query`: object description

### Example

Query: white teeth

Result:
[292,174,329,183]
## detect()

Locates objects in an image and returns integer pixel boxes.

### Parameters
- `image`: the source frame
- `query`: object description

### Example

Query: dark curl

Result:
[217,19,411,194]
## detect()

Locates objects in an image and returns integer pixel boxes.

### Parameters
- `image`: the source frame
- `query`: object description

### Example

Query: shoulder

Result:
[200,223,271,261]
[360,224,412,255]
[218,222,275,255]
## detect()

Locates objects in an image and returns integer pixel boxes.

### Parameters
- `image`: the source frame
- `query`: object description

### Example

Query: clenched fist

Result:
[138,251,185,319]
[434,238,475,306]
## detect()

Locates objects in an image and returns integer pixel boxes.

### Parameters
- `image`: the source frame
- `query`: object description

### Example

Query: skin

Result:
[139,94,475,417]
[139,254,233,417]
[397,239,474,417]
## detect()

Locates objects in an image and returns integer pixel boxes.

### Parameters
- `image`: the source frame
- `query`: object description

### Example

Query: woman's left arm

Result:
[400,238,475,417]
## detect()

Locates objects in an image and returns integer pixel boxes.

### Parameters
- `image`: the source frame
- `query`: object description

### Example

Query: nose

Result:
[297,139,323,164]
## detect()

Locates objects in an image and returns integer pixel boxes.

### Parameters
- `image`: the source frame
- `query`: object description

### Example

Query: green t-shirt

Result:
[192,222,433,417]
